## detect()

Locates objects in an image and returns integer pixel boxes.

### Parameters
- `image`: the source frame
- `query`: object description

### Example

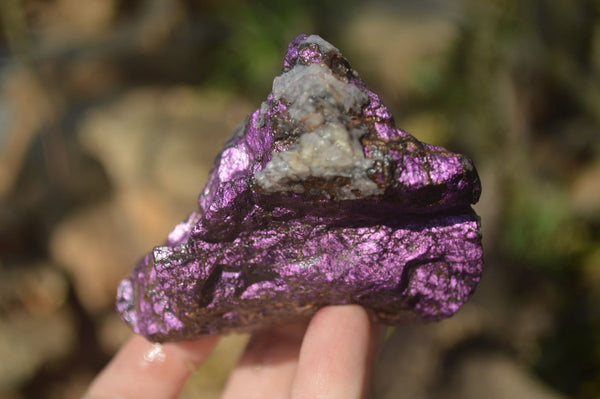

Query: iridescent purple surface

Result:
[117,34,483,342]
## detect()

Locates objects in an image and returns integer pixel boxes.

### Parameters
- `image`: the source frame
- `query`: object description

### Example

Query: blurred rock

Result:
[439,353,567,399]
[373,326,440,399]
[78,87,251,200]
[49,187,184,314]
[16,265,68,317]
[571,162,600,218]
[59,59,120,98]
[373,257,561,399]
[134,0,186,53]
[45,371,95,399]
[51,87,252,315]
[375,323,566,399]
[0,68,60,195]
[0,392,24,399]
[32,0,117,42]
[0,263,69,317]
[0,265,74,394]
[97,313,132,355]
[345,6,458,100]
[429,305,485,352]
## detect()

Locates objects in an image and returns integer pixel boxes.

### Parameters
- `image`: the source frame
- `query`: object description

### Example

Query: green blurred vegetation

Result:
[197,0,359,96]
[433,2,600,396]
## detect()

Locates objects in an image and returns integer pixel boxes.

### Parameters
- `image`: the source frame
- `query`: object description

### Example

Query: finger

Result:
[85,334,219,399]
[290,305,382,399]
[221,320,309,399]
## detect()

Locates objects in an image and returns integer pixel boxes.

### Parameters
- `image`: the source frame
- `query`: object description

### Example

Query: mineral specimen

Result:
[116,34,483,342]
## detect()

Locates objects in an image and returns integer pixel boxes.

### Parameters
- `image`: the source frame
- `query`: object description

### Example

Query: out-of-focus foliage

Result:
[430,2,600,396]
[443,2,600,397]
[194,0,358,95]
[0,0,599,398]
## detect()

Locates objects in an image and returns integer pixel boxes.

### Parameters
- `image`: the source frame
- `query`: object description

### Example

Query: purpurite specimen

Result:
[117,34,483,342]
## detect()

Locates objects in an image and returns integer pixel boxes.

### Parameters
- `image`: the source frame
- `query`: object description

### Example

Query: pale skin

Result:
[85,305,384,399]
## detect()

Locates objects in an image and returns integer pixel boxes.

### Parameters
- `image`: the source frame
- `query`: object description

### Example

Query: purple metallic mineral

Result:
[116,34,483,342]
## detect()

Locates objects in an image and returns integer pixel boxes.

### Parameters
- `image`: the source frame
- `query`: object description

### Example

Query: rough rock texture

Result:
[117,34,483,342]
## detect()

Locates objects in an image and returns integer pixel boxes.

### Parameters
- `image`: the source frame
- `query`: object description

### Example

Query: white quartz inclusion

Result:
[271,64,366,122]
[255,47,382,199]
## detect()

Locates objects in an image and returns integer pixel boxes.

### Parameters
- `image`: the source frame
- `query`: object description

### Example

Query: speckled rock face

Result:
[116,34,483,342]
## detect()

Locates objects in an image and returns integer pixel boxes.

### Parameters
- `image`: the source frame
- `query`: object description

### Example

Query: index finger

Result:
[85,334,219,399]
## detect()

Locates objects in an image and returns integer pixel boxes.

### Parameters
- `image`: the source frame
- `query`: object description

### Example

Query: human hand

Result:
[85,305,383,399]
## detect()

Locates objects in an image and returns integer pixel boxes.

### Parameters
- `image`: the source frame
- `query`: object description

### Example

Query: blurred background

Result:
[0,0,599,398]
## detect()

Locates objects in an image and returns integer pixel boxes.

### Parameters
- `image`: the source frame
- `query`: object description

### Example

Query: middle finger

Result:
[221,320,309,399]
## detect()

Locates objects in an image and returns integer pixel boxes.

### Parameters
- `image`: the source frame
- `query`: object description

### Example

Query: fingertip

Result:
[311,304,371,328]
[86,334,219,399]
